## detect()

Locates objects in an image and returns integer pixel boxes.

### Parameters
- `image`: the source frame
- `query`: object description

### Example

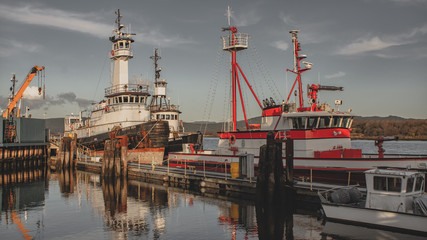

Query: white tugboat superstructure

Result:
[64,10,169,151]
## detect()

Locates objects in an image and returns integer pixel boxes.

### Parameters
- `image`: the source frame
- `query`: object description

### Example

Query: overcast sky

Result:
[1,0,426,122]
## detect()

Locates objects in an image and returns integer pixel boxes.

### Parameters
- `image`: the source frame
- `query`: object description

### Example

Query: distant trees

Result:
[351,119,427,140]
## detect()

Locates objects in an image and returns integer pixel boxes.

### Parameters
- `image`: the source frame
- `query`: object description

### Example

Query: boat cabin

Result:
[365,169,425,213]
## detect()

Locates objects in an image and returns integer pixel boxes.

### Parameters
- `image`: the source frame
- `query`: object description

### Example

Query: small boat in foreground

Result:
[319,168,427,235]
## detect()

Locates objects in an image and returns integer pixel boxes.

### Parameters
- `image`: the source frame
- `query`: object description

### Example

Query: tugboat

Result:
[168,13,427,177]
[64,10,169,159]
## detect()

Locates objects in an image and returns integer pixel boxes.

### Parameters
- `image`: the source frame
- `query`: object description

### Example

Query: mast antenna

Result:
[115,9,123,30]
[226,6,233,26]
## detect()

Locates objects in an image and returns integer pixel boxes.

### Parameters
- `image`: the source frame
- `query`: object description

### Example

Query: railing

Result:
[76,143,96,162]
[105,84,149,96]
[149,104,180,112]
[221,33,249,50]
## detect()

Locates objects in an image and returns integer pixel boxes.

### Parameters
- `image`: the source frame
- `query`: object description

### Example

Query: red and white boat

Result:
[168,22,427,176]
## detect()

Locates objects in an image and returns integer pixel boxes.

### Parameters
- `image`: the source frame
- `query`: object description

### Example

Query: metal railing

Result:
[105,84,149,96]
[221,33,249,50]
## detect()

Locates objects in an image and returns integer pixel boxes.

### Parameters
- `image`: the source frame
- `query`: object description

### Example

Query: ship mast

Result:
[149,48,169,110]
[285,30,312,111]
[221,6,262,131]
[109,9,135,89]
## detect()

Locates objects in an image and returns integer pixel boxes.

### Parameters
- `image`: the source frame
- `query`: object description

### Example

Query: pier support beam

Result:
[101,136,128,178]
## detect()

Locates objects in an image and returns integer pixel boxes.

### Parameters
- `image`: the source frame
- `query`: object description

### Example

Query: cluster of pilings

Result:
[101,137,128,178]
[57,136,77,170]
[256,132,295,240]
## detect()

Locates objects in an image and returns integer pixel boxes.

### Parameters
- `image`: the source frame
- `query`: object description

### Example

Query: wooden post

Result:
[101,140,110,176]
[121,145,128,177]
[114,139,121,177]
[285,138,294,186]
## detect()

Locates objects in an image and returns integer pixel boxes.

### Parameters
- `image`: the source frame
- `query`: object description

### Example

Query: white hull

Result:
[322,203,427,234]
[168,152,427,171]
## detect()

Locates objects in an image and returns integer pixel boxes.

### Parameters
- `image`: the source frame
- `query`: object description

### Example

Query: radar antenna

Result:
[115,9,123,31]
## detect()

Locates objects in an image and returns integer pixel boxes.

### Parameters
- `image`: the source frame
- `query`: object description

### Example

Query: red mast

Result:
[222,26,262,131]
[285,30,312,111]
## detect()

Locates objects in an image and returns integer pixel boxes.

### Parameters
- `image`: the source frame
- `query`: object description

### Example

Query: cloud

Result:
[325,71,346,79]
[23,86,43,99]
[0,4,112,38]
[0,92,93,115]
[0,39,42,57]
[337,24,427,56]
[0,3,194,48]
[337,36,402,55]
[231,9,261,27]
[271,40,289,51]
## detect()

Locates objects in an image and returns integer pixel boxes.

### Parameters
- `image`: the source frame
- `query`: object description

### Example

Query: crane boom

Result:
[2,65,45,118]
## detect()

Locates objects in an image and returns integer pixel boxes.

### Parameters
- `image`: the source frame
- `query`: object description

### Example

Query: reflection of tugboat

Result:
[168,14,427,175]
[64,10,169,151]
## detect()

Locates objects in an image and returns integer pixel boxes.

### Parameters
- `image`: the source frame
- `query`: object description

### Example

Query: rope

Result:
[133,120,160,149]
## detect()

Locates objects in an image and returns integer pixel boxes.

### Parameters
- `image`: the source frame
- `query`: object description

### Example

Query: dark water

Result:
[1,169,426,240]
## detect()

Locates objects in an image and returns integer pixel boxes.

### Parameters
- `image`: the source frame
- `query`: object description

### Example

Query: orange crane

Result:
[2,65,45,118]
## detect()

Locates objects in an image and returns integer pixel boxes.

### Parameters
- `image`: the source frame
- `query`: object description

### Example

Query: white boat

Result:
[63,10,175,154]
[319,168,427,235]
[168,14,427,175]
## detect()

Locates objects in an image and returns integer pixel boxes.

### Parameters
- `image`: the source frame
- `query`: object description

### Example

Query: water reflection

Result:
[1,166,47,240]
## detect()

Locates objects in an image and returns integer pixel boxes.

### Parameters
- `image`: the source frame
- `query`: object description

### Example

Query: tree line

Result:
[351,119,427,140]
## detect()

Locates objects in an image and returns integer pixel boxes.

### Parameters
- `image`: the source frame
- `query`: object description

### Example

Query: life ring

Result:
[229,135,236,145]
[70,123,73,130]
[105,106,109,112]
[111,50,114,56]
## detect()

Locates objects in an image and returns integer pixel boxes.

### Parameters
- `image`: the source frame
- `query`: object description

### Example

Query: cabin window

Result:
[343,117,352,128]
[332,117,343,128]
[292,117,307,129]
[166,115,170,120]
[125,42,129,49]
[114,44,118,50]
[307,117,319,129]
[156,114,160,120]
[118,97,122,103]
[161,114,165,119]
[175,115,178,120]
[141,97,145,104]
[129,96,134,103]
[135,97,139,103]
[373,176,402,192]
[318,117,331,128]
[406,177,414,193]
[123,96,128,103]
[119,42,124,48]
[415,177,424,191]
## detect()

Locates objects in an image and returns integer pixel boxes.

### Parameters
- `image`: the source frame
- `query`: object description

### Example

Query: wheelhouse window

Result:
[118,97,122,103]
[125,42,129,49]
[161,114,165,119]
[292,117,307,129]
[307,117,319,129]
[123,96,128,103]
[166,115,170,120]
[343,117,353,128]
[130,96,134,103]
[119,41,124,48]
[406,177,414,193]
[156,114,160,120]
[318,116,331,128]
[332,117,343,128]
[415,177,424,191]
[373,176,402,192]
[135,97,139,103]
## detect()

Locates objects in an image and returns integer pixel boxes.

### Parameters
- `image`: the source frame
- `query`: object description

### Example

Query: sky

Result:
[1,0,426,122]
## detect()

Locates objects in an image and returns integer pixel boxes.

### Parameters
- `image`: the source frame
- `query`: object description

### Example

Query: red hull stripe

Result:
[262,107,282,117]
[286,128,351,139]
[218,131,268,139]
